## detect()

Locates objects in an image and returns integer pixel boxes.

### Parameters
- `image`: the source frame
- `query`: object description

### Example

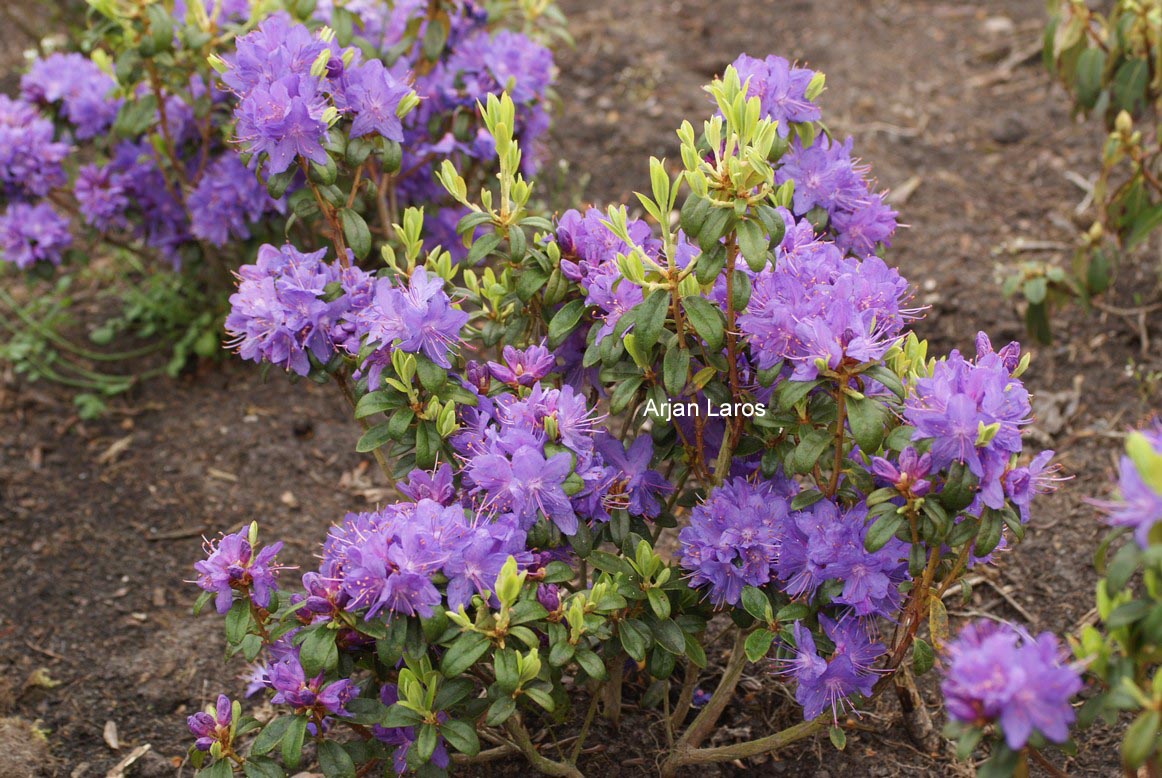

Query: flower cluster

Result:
[267,651,357,716]
[778,499,908,617]
[224,243,374,376]
[20,52,121,140]
[555,207,661,342]
[905,334,1032,511]
[319,498,528,617]
[193,525,284,614]
[738,237,914,379]
[0,202,72,270]
[454,382,666,534]
[678,479,907,617]
[352,267,469,387]
[223,15,412,174]
[727,52,897,256]
[777,616,884,721]
[676,477,794,607]
[942,621,1081,750]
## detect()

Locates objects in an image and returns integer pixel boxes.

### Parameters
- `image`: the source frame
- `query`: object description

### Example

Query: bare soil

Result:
[3,0,1158,776]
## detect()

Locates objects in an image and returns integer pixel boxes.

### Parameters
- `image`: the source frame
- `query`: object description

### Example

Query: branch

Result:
[504,714,584,778]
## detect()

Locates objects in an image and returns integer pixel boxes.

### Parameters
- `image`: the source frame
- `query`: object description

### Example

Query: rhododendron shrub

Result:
[189,59,1061,777]
[0,0,561,407]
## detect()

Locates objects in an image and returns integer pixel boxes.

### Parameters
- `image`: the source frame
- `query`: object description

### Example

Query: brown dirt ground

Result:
[2,0,1158,776]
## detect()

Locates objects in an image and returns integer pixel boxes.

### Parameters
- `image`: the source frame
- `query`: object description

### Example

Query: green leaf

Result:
[744,628,775,662]
[440,719,481,756]
[523,686,555,711]
[486,696,516,726]
[647,588,671,620]
[634,289,670,352]
[973,510,1004,557]
[550,639,576,667]
[1022,276,1047,305]
[248,716,292,756]
[683,631,708,668]
[618,619,650,662]
[737,219,769,271]
[298,626,338,677]
[912,638,934,675]
[681,296,725,351]
[698,207,732,252]
[241,757,284,778]
[415,358,447,392]
[574,648,606,679]
[280,715,308,770]
[846,396,886,453]
[792,428,832,475]
[663,346,691,396]
[339,209,372,260]
[680,193,710,237]
[775,378,819,410]
[1106,599,1151,628]
[440,631,490,677]
[317,740,357,778]
[609,376,643,414]
[466,232,502,264]
[224,599,251,644]
[1106,542,1141,592]
[433,678,475,710]
[1122,710,1160,769]
[355,391,396,419]
[861,365,905,400]
[652,618,686,655]
[416,722,438,762]
[356,422,392,453]
[381,704,424,729]
[114,94,158,137]
[415,420,438,468]
[1074,47,1106,109]
[865,512,904,552]
[828,725,847,751]
[1113,58,1149,113]
[515,266,550,301]
[196,761,233,778]
[548,300,586,346]
[740,586,771,622]
[494,648,520,693]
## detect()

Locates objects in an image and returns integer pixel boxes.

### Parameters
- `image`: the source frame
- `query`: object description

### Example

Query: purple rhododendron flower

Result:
[594,433,669,519]
[942,621,1081,749]
[194,527,283,614]
[0,95,69,198]
[1096,424,1162,547]
[729,53,821,136]
[677,477,795,607]
[774,619,879,721]
[354,267,468,384]
[21,53,121,139]
[870,446,933,497]
[268,653,356,715]
[187,694,233,752]
[0,202,71,269]
[905,334,1032,510]
[738,240,914,379]
[188,155,282,246]
[488,341,556,386]
[320,499,529,617]
[225,243,374,375]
